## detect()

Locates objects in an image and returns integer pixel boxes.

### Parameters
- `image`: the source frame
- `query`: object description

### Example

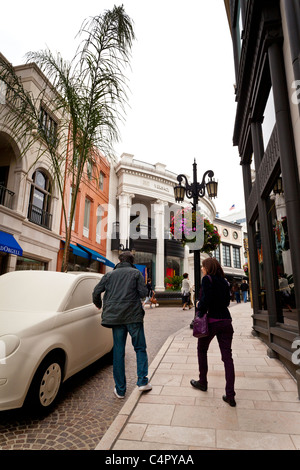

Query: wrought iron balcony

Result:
[28,203,52,230]
[0,184,15,209]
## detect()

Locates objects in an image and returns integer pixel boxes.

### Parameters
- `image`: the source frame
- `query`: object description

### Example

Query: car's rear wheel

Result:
[26,352,64,412]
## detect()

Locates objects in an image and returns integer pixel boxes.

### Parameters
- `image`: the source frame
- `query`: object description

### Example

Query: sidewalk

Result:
[96,302,300,451]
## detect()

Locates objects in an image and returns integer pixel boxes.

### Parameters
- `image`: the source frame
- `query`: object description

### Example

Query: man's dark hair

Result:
[119,251,134,264]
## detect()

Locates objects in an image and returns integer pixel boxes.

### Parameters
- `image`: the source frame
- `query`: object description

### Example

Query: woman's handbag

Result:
[193,314,209,338]
[150,293,157,304]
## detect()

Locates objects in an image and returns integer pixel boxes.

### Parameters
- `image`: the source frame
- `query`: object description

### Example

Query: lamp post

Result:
[174,159,218,318]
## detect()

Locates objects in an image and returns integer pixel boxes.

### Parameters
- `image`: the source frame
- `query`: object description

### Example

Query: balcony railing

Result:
[28,203,52,230]
[0,184,15,209]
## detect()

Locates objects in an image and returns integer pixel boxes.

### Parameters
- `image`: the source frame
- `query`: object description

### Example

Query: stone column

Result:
[118,192,134,249]
[153,200,167,292]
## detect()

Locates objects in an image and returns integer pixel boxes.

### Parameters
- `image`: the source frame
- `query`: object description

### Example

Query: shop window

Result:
[28,170,52,230]
[270,180,295,322]
[134,252,155,285]
[16,256,48,271]
[67,250,89,272]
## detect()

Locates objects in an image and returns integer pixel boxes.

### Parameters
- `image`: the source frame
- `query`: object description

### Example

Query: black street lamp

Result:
[174,159,218,319]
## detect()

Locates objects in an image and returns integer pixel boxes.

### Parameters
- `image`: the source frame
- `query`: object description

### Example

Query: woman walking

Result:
[190,258,236,406]
[181,273,192,310]
[143,278,154,309]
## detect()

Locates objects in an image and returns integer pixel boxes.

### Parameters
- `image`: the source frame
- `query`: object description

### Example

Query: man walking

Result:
[92,251,152,399]
[241,280,249,303]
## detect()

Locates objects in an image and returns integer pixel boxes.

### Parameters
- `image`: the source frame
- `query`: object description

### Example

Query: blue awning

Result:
[77,244,115,268]
[70,244,89,260]
[0,231,23,257]
[61,241,90,259]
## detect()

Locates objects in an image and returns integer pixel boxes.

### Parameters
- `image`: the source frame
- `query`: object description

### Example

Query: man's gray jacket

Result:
[92,262,148,327]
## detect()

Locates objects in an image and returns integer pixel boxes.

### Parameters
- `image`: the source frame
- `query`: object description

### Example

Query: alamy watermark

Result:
[291,80,300,105]
[291,338,300,365]
[98,202,205,251]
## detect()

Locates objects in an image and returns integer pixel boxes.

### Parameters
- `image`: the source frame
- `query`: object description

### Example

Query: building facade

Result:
[0,56,64,273]
[225,0,300,394]
[213,217,245,284]
[57,149,113,273]
[106,153,216,291]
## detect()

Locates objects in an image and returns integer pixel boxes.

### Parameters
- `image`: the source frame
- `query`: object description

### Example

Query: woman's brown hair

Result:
[202,257,225,277]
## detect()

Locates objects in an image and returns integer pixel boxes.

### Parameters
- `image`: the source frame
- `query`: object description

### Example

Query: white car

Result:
[0,270,113,412]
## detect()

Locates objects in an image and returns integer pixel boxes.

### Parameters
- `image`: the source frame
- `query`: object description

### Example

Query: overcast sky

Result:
[0,0,245,217]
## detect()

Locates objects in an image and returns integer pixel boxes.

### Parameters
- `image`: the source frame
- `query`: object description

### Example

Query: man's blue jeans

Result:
[112,322,149,397]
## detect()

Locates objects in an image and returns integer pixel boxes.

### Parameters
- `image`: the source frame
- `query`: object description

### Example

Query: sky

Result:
[0,0,245,218]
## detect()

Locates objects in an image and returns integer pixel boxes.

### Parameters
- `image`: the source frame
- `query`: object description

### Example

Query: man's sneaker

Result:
[114,388,125,399]
[138,383,152,392]
[222,395,236,407]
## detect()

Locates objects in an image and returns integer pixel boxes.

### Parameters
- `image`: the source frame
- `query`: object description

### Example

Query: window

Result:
[28,170,52,229]
[233,246,241,268]
[39,107,57,144]
[213,245,221,263]
[83,198,91,238]
[16,256,48,271]
[235,1,243,59]
[0,80,6,104]
[64,279,99,310]
[68,187,75,231]
[99,171,105,190]
[96,205,104,243]
[262,88,276,150]
[87,161,93,180]
[222,244,231,267]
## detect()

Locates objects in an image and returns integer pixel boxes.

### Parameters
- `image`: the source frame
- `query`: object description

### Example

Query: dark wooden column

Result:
[251,122,282,330]
[242,161,260,315]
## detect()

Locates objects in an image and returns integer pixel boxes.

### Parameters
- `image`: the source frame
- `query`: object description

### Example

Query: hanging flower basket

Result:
[170,207,220,253]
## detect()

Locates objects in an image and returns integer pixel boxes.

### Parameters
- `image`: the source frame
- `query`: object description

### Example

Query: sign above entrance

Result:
[141,179,171,193]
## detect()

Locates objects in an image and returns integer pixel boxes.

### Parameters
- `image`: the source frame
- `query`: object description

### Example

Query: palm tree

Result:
[0,5,135,271]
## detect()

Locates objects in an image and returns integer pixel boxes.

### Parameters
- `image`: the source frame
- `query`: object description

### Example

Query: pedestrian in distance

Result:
[241,280,249,303]
[143,278,154,309]
[190,257,236,407]
[92,251,152,399]
[232,282,241,303]
[181,273,192,310]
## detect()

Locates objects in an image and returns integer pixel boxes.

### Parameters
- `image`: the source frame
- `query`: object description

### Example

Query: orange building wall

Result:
[57,150,110,273]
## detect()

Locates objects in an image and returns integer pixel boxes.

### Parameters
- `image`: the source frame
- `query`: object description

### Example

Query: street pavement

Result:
[96,301,300,451]
[0,304,193,450]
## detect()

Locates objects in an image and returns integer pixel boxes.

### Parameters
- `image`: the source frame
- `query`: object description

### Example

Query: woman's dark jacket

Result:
[197,274,231,320]
[92,262,148,327]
